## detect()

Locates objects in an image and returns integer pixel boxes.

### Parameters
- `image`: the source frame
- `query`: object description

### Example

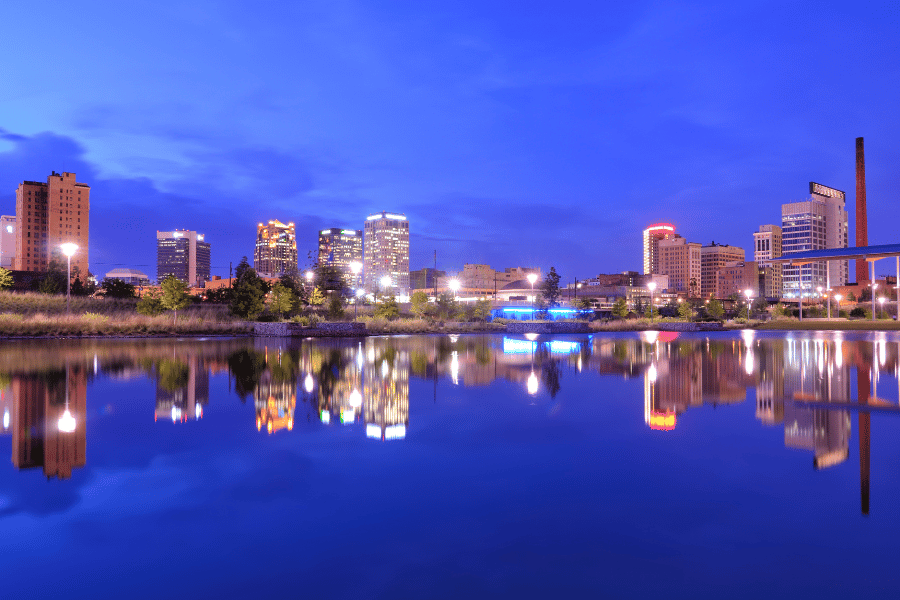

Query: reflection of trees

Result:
[228,350,267,401]
[157,359,189,393]
[543,360,561,398]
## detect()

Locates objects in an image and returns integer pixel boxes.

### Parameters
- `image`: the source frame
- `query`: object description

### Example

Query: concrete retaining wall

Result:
[253,322,367,337]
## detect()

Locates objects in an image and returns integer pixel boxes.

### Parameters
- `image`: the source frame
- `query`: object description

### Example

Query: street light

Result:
[380,275,392,300]
[449,278,460,299]
[744,288,753,321]
[527,273,538,320]
[835,294,843,319]
[871,282,878,321]
[817,286,823,314]
[647,281,657,321]
[355,288,364,318]
[60,243,78,315]
[879,296,886,319]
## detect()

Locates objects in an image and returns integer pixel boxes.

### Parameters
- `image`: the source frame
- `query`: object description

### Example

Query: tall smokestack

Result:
[855,137,868,284]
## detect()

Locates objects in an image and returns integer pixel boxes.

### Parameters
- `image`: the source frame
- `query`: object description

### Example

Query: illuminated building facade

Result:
[0,215,15,268]
[782,183,849,297]
[14,171,90,276]
[642,223,675,275]
[363,212,409,294]
[754,225,783,299]
[254,220,297,278]
[157,229,211,286]
[657,237,701,293]
[318,228,363,288]
[715,261,760,299]
[154,357,210,424]
[700,242,744,298]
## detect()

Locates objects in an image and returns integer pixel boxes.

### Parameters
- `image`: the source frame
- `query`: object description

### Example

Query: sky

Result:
[1,0,899,282]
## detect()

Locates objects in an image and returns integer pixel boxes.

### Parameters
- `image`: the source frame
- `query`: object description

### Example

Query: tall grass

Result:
[355,316,504,334]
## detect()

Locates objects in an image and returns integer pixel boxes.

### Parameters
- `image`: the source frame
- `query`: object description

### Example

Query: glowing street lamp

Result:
[879,296,886,319]
[527,370,538,395]
[647,281,657,321]
[60,243,78,315]
[354,288,364,318]
[744,288,753,321]
[834,293,843,319]
[380,275,392,300]
[349,260,362,289]
[527,273,538,320]
[871,282,878,321]
[449,278,460,299]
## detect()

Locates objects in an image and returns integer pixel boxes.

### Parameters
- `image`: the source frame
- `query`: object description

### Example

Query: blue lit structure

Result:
[490,307,593,321]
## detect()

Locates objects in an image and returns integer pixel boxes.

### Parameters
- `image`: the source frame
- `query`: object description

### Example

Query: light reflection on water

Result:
[1,332,900,596]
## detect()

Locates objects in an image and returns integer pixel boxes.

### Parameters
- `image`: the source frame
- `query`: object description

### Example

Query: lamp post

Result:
[817,286,823,315]
[380,275,392,301]
[449,278,460,299]
[58,362,76,433]
[879,296,886,319]
[871,282,878,321]
[835,294,843,319]
[354,288,364,318]
[824,293,830,319]
[527,273,538,320]
[60,243,78,315]
[647,281,657,322]
[349,261,362,316]
[744,288,753,321]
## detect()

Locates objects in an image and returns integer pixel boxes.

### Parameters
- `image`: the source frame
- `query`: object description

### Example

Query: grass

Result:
[0,290,247,337]
[355,316,505,334]
[755,318,900,331]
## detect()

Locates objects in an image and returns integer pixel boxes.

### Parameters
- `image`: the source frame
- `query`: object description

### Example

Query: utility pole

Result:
[229,262,232,288]
[434,250,437,300]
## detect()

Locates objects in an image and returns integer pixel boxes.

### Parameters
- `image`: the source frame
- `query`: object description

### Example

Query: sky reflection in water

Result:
[1,332,899,599]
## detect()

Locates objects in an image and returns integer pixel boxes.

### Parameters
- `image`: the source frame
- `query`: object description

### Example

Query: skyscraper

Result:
[318,228,363,288]
[13,171,90,277]
[364,212,409,294]
[700,242,744,298]
[254,220,297,277]
[642,223,675,275]
[657,237,701,294]
[753,225,783,299]
[157,230,211,287]
[781,183,848,297]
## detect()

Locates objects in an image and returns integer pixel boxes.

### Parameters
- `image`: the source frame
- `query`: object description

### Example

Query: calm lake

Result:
[1,331,898,599]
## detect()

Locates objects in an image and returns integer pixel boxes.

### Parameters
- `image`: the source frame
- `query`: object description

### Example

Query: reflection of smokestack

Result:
[857,365,870,516]
[855,137,868,284]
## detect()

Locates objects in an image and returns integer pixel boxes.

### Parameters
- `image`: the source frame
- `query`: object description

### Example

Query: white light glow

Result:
[385,424,406,439]
[524,333,539,341]
[449,279,460,292]
[3,409,9,429]
[648,363,658,383]
[527,273,538,285]
[527,371,539,395]
[380,275,392,288]
[366,423,382,438]
[58,409,76,433]
[305,373,314,393]
[647,281,657,292]
[195,403,202,419]
[349,389,362,408]
[350,261,362,275]
[5,225,12,233]
[60,242,78,258]
[321,410,331,424]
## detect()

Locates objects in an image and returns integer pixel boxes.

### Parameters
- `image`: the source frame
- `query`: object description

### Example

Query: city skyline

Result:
[1,3,898,281]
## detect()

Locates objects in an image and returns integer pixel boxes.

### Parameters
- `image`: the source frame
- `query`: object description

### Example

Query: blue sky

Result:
[1,1,899,281]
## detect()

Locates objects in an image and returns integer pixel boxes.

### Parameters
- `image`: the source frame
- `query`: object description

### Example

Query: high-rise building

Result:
[254,220,297,277]
[318,228,363,288]
[781,183,848,297]
[715,261,760,300]
[0,215,15,268]
[657,237,701,294]
[13,171,90,276]
[364,212,409,294]
[753,225,783,299]
[157,230,211,287]
[642,223,675,275]
[700,242,745,298]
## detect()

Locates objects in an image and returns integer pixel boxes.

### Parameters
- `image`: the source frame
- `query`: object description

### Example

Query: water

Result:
[1,331,899,599]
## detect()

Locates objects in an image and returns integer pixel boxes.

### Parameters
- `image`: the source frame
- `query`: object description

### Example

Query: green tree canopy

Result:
[136,289,165,316]
[612,297,629,318]
[472,297,492,321]
[230,257,268,320]
[0,267,13,290]
[268,282,297,319]
[707,299,725,320]
[160,275,192,322]
[374,294,400,320]
[101,278,136,299]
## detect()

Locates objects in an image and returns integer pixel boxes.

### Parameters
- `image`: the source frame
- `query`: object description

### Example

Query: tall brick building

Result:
[13,171,90,277]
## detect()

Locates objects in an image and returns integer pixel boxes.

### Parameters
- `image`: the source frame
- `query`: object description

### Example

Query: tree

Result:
[136,289,165,316]
[204,287,233,303]
[230,257,267,320]
[0,267,13,290]
[707,299,724,320]
[435,292,458,320]
[160,275,192,322]
[268,282,296,320]
[101,278,136,299]
[847,291,857,302]
[410,290,429,318]
[612,297,629,318]
[541,267,561,307]
[326,294,345,319]
[315,264,348,298]
[473,297,492,321]
[374,294,399,320]
[678,301,692,320]
[309,286,325,306]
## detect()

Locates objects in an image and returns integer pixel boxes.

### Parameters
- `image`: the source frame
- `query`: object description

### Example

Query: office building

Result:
[782,182,849,297]
[318,228,363,288]
[642,223,675,275]
[410,267,446,291]
[364,212,409,294]
[157,230,211,287]
[254,220,297,277]
[13,171,90,277]
[103,268,150,286]
[715,261,760,300]
[657,237,701,294]
[0,215,15,268]
[753,225,783,299]
[700,242,744,298]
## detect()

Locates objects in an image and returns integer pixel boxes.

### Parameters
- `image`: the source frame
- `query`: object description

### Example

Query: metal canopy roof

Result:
[769,243,900,265]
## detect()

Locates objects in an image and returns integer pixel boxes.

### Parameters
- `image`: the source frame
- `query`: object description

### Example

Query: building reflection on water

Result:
[0,335,898,514]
